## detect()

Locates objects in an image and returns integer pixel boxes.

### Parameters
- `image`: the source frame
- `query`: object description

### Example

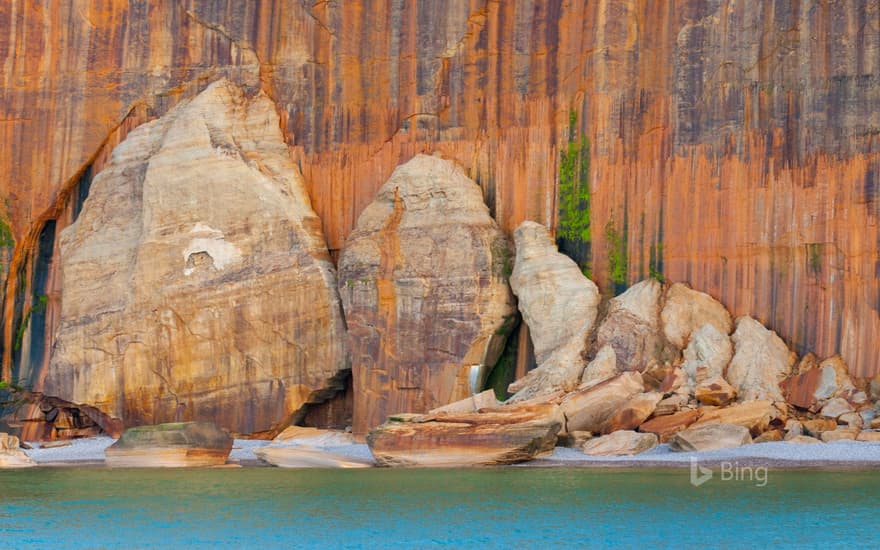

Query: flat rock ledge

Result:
[367,404,562,467]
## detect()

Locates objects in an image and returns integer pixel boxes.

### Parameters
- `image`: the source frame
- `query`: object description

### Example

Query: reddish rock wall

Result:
[1,0,878,389]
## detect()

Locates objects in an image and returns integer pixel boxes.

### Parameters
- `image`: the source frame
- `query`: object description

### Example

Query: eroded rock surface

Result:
[339,154,515,435]
[596,280,669,372]
[726,317,795,402]
[661,283,732,350]
[507,221,601,400]
[47,80,348,435]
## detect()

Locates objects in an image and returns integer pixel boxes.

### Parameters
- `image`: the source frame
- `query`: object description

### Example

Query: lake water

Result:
[1,467,877,548]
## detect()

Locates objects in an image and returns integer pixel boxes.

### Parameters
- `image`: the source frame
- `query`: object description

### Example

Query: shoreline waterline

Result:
[13,436,880,470]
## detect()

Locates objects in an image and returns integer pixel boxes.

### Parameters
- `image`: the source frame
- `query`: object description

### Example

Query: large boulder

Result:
[254,427,371,468]
[105,422,233,467]
[0,433,35,468]
[661,283,732,349]
[559,372,645,433]
[581,430,658,456]
[507,221,601,400]
[725,316,795,402]
[694,376,737,406]
[46,80,348,436]
[339,154,516,435]
[366,404,562,467]
[669,423,753,452]
[580,345,619,388]
[596,279,669,372]
[681,324,734,388]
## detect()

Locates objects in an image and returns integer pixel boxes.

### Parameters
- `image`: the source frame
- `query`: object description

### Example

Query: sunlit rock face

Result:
[45,80,348,435]
[339,154,516,436]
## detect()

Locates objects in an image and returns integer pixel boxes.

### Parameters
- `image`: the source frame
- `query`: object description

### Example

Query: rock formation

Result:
[581,431,658,457]
[2,2,880,393]
[104,422,233,468]
[680,324,734,389]
[339,154,515,435]
[367,404,562,467]
[661,283,732,350]
[726,317,795,402]
[596,280,669,372]
[45,80,348,436]
[507,221,601,400]
[669,423,753,452]
[0,433,35,468]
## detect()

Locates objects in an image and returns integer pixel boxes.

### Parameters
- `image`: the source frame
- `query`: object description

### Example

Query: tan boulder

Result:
[507,221,601,400]
[802,418,838,437]
[599,392,663,434]
[669,423,753,452]
[0,433,35,468]
[856,431,880,442]
[661,283,732,349]
[581,431,658,456]
[559,372,645,433]
[819,398,854,419]
[681,324,734,388]
[638,409,701,442]
[339,154,516,434]
[786,435,822,444]
[695,376,737,406]
[726,316,795,402]
[838,412,864,428]
[580,345,618,388]
[820,426,860,442]
[596,280,669,372]
[659,367,687,395]
[754,429,784,443]
[693,400,781,435]
[367,404,562,467]
[47,80,348,435]
[784,419,804,438]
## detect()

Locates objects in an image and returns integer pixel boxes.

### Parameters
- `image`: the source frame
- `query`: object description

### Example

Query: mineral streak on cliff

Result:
[1,0,879,386]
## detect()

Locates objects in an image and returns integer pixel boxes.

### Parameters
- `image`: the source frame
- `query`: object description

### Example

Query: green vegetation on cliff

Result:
[556,110,592,276]
[605,221,628,294]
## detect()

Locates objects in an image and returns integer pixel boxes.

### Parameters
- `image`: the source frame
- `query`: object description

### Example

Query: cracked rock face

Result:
[339,154,516,436]
[45,80,348,435]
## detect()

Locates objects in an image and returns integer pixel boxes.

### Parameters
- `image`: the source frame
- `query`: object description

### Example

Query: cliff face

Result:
[1,1,878,407]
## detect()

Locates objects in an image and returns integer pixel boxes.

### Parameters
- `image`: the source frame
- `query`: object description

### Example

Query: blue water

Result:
[1,467,877,548]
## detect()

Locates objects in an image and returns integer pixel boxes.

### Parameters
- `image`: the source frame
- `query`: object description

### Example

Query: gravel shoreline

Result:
[18,437,880,469]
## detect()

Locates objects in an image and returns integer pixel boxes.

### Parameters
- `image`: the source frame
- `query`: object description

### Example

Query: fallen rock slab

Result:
[559,372,644,433]
[786,435,822,444]
[638,409,701,442]
[695,376,737,406]
[669,423,753,452]
[272,426,355,447]
[599,392,662,434]
[581,431,658,456]
[856,431,880,442]
[820,427,860,442]
[693,400,780,435]
[367,404,562,467]
[105,422,233,467]
[819,398,854,419]
[802,418,838,437]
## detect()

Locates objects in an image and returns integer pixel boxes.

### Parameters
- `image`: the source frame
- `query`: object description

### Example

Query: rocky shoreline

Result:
[11,435,880,471]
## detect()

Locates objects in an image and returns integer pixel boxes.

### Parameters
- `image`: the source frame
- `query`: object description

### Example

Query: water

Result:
[1,467,878,548]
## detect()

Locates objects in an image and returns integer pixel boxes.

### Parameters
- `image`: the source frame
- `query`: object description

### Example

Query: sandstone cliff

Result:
[1,2,878,418]
[43,80,348,436]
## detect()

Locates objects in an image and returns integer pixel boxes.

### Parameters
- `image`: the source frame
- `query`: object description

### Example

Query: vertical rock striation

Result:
[45,80,348,435]
[339,154,515,435]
